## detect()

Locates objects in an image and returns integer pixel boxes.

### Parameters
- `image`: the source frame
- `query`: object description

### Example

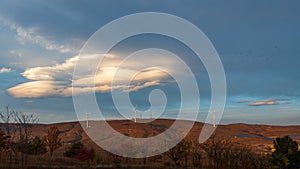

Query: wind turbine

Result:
[86,112,90,128]
[133,105,137,123]
[211,110,216,127]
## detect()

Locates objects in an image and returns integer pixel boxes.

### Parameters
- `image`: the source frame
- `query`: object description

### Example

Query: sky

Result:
[0,0,299,125]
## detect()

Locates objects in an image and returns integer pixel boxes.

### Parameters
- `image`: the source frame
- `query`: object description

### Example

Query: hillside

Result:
[25,119,300,152]
[2,119,300,154]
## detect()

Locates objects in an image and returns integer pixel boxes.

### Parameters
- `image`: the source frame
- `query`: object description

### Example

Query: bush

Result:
[0,129,9,151]
[26,136,47,155]
[64,142,95,162]
[272,136,300,169]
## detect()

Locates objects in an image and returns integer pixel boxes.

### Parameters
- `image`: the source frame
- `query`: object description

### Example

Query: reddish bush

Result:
[64,142,95,162]
[73,146,95,162]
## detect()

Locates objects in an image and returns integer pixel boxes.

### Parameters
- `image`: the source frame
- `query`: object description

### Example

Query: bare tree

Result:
[165,140,188,167]
[27,136,47,156]
[0,106,20,166]
[12,111,38,169]
[201,137,221,169]
[44,126,62,157]
[0,128,10,161]
[182,140,192,168]
[190,141,203,169]
[201,137,272,169]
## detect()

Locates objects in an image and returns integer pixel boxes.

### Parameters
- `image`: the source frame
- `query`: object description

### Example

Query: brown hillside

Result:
[2,119,300,154]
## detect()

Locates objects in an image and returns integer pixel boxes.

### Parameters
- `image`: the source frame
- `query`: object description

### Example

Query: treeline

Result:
[1,106,300,169]
[163,137,271,169]
[0,106,40,168]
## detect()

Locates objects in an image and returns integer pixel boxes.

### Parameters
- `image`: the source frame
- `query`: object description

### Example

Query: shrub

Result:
[272,136,300,169]
[64,142,95,162]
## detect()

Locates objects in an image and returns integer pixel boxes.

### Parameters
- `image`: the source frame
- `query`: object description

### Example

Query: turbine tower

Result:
[211,110,216,127]
[86,112,90,128]
[133,106,137,123]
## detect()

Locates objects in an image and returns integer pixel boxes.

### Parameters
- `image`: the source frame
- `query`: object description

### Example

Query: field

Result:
[1,119,300,169]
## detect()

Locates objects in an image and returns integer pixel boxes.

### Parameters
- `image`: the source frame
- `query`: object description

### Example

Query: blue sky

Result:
[0,0,299,125]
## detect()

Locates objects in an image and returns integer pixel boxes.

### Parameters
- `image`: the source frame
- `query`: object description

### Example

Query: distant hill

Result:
[2,119,300,154]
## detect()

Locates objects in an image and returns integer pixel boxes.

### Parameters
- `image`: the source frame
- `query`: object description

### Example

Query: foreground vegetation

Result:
[1,106,300,169]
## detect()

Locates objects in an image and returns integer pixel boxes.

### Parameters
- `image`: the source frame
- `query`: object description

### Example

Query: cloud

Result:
[7,53,181,98]
[7,81,67,98]
[0,67,12,73]
[240,98,291,106]
[25,100,34,103]
[125,80,161,92]
[237,100,253,103]
[10,50,22,57]
[22,56,78,81]
[0,67,11,73]
[0,17,76,54]
[247,100,279,106]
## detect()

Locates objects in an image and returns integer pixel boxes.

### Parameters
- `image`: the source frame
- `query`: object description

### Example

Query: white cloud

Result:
[22,56,78,81]
[240,98,291,106]
[124,80,161,92]
[25,100,34,103]
[0,17,76,54]
[7,81,66,98]
[248,100,279,106]
[0,67,12,73]
[7,52,182,98]
[10,50,22,57]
